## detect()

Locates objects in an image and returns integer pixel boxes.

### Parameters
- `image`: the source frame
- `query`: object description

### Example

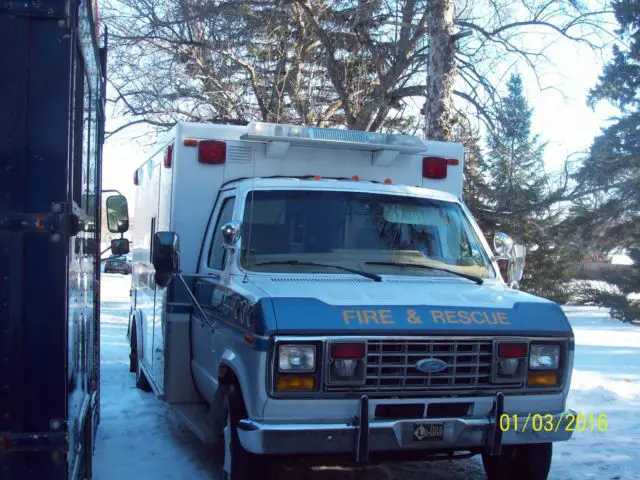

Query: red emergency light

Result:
[331,343,366,359]
[422,157,448,179]
[498,343,528,358]
[163,143,174,168]
[199,140,226,164]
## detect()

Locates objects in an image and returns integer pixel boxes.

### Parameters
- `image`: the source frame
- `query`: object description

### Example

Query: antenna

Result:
[243,143,257,283]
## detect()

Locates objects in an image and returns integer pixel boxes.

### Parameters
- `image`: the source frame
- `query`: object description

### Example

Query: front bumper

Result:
[238,394,576,457]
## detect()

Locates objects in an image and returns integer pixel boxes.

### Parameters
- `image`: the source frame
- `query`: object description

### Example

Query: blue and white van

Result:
[128,121,576,480]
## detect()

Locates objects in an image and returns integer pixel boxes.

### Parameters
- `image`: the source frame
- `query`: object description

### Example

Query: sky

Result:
[101,25,620,216]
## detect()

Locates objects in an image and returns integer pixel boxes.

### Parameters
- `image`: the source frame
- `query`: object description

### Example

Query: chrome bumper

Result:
[237,394,576,457]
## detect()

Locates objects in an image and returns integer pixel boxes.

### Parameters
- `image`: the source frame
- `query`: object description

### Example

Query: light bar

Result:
[240,122,426,154]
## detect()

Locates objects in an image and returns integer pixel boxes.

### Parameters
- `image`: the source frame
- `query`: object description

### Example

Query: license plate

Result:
[412,423,444,441]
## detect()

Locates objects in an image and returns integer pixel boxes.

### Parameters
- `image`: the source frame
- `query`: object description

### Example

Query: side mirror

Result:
[507,244,526,287]
[221,221,242,248]
[152,231,180,287]
[111,238,130,256]
[493,232,514,260]
[106,195,130,233]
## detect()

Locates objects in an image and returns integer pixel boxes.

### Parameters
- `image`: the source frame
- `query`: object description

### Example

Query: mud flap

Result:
[208,384,230,442]
[355,395,370,463]
[487,392,504,456]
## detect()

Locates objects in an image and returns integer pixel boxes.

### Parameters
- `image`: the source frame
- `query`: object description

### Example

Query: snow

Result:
[550,306,640,479]
[610,254,633,266]
[95,275,640,479]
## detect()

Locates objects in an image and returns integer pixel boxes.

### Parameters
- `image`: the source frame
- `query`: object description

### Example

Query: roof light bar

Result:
[241,122,426,154]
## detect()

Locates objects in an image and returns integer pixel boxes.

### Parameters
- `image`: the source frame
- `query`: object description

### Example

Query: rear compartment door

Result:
[151,145,174,387]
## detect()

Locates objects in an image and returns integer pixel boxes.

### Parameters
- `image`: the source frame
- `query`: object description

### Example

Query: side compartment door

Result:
[151,148,173,387]
[141,160,162,380]
[191,191,236,404]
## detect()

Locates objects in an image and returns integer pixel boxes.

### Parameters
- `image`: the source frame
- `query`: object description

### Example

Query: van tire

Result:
[132,324,151,392]
[482,443,552,480]
[129,321,137,373]
[135,357,151,391]
[219,385,270,479]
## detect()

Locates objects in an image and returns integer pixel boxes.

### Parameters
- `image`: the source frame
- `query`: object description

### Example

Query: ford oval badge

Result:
[416,358,448,374]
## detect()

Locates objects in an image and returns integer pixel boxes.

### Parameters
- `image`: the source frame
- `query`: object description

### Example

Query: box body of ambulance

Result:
[128,121,575,477]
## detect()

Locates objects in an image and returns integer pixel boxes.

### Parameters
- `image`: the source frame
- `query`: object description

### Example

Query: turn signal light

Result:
[276,375,315,391]
[527,371,558,387]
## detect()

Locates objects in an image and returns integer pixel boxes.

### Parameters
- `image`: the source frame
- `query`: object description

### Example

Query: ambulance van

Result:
[128,121,576,480]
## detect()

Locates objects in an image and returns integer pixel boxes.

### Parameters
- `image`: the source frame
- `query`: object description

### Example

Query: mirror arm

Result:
[173,273,214,330]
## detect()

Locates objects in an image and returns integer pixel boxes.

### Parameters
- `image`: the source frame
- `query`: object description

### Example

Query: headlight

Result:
[278,345,315,373]
[529,344,560,370]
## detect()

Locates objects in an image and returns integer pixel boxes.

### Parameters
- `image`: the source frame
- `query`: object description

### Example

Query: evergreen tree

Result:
[487,75,548,216]
[484,74,580,301]
[573,0,640,321]
[452,121,492,232]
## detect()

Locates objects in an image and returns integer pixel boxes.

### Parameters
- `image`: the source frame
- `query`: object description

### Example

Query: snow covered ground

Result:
[94,275,640,479]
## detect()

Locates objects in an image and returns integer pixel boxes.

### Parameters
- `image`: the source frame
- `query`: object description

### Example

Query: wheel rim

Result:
[223,411,232,476]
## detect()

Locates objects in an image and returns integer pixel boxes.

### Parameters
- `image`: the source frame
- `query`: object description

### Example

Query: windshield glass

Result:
[240,190,496,279]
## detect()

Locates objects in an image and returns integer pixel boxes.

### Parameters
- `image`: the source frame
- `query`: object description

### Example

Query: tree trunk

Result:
[424,0,456,141]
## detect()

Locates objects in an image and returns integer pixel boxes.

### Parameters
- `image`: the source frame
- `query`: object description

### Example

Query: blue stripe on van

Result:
[268,299,573,337]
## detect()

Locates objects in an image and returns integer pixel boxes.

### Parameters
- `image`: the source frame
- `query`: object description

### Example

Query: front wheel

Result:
[135,352,152,392]
[482,443,553,480]
[219,385,272,479]
[130,323,151,392]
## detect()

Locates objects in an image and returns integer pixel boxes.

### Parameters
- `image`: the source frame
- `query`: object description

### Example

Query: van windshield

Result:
[240,189,496,279]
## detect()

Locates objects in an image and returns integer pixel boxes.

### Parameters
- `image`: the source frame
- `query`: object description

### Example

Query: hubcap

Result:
[223,411,232,475]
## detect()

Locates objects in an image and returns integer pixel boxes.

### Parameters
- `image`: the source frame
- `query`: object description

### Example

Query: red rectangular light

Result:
[422,157,448,179]
[163,143,174,168]
[498,343,528,358]
[199,140,226,164]
[331,343,365,359]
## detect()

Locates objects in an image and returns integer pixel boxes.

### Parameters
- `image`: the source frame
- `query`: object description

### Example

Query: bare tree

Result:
[424,0,456,140]
[104,0,614,139]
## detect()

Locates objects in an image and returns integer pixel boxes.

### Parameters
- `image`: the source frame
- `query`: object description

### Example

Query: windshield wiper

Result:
[364,261,483,285]
[254,260,382,282]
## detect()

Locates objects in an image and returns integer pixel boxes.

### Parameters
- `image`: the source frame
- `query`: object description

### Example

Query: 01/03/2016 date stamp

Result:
[499,413,608,432]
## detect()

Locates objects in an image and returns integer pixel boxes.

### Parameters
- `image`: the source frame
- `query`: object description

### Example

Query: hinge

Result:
[0,202,82,240]
[0,419,68,453]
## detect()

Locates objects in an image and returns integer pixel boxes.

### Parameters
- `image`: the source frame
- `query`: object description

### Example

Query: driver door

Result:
[190,191,236,404]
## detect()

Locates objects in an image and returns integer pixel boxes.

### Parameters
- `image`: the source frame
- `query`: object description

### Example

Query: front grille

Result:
[326,339,507,394]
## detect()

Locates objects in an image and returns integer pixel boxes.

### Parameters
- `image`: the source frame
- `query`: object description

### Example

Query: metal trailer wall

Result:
[0,0,106,478]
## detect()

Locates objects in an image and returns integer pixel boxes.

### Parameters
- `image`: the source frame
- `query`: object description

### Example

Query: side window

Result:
[208,197,236,270]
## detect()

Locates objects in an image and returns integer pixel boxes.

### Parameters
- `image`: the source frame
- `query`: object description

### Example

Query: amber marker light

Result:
[276,375,315,391]
[527,371,558,387]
